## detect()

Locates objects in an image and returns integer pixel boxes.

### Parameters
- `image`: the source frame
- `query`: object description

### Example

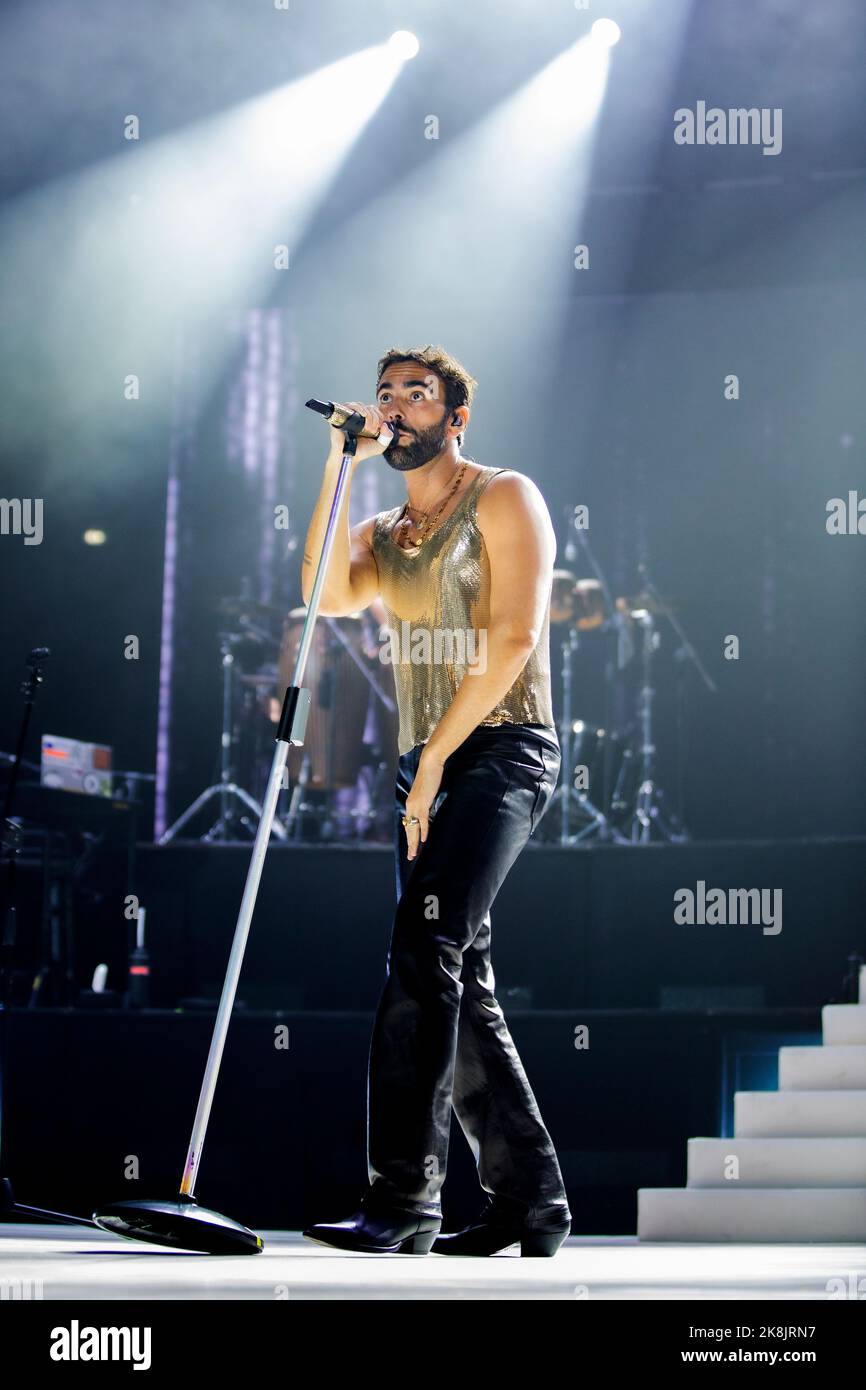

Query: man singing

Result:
[301,346,571,1256]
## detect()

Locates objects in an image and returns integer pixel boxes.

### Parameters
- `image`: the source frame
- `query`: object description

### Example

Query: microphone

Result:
[305,398,396,442]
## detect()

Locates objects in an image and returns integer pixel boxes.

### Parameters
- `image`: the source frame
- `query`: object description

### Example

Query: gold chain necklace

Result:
[394,460,468,554]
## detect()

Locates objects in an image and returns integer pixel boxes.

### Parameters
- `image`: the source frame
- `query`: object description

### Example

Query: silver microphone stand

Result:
[92,420,373,1253]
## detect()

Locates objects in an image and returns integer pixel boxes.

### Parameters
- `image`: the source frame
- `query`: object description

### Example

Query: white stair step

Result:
[823,1004,866,1045]
[687,1136,866,1186]
[779,1045,866,1090]
[735,1090,866,1136]
[638,1187,866,1241]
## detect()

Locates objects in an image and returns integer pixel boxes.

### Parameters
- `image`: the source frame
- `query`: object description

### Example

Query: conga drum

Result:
[274,607,372,790]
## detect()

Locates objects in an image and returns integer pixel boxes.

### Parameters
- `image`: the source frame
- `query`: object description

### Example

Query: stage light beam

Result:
[299,32,614,395]
[0,42,411,468]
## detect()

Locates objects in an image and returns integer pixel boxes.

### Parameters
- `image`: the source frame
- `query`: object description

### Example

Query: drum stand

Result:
[549,628,626,845]
[158,632,287,845]
[626,610,687,844]
[636,563,715,837]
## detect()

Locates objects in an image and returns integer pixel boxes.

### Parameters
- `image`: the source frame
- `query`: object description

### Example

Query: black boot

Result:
[431,1194,571,1257]
[303,1187,442,1255]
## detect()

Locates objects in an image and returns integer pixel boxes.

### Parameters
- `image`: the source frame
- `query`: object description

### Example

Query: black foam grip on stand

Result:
[276,686,302,745]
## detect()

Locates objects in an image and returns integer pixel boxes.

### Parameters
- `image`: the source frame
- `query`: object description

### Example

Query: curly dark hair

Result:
[375,345,478,441]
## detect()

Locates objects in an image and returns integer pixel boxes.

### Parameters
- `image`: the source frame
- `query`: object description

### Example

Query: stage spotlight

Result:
[388,30,420,60]
[590,18,621,48]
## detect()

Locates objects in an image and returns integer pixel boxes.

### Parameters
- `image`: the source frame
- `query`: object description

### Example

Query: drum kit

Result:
[160,519,714,846]
[541,572,686,845]
[538,503,716,844]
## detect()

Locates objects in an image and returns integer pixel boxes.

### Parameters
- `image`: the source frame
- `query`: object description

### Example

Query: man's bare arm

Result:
[423,472,556,764]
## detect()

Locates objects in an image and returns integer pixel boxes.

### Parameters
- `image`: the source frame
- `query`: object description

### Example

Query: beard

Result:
[382,413,450,472]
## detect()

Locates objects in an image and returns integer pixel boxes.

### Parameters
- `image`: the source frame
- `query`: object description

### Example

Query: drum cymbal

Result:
[217,594,286,620]
[573,578,606,630]
[238,672,278,688]
[615,592,672,617]
[550,570,578,624]
[550,572,608,630]
[283,605,363,624]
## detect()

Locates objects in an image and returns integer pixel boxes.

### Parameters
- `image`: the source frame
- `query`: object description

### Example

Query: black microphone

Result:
[305,398,397,441]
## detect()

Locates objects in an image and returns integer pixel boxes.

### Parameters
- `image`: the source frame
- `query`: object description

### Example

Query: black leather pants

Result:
[366,721,570,1221]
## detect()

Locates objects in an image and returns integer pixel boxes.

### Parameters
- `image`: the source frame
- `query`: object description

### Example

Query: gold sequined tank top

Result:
[371,464,555,755]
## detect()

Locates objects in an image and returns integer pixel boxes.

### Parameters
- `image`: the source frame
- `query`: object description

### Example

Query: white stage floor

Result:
[2,1224,865,1300]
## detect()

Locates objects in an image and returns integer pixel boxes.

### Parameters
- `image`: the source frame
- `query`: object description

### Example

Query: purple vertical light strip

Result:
[284,313,299,588]
[259,308,282,603]
[243,310,263,480]
[154,475,180,839]
[154,323,186,840]
[224,356,245,469]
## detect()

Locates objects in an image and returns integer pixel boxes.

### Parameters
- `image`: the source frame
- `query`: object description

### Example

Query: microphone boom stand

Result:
[91,427,363,1253]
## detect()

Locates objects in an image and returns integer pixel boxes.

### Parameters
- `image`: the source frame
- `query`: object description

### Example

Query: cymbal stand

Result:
[548,627,624,844]
[159,632,287,844]
[636,564,716,837]
[628,610,687,843]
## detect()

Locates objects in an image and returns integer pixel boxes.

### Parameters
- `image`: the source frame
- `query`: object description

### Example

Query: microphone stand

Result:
[1,650,97,1226]
[91,421,372,1252]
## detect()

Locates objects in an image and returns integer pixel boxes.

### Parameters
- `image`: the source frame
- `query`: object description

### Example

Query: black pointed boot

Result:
[431,1194,571,1257]
[303,1187,442,1255]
